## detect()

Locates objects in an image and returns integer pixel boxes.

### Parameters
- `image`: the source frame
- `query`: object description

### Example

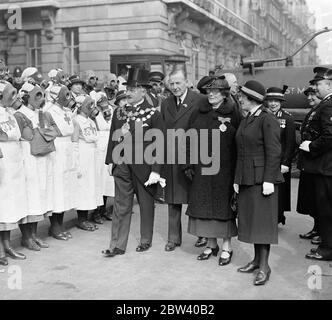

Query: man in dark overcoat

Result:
[161,68,208,251]
[103,68,165,256]
[301,67,332,261]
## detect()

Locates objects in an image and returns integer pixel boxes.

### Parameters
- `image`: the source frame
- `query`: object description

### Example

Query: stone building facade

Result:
[0,0,317,84]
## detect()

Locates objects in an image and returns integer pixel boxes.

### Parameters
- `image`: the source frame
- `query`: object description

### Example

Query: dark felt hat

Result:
[239,80,266,102]
[197,76,213,94]
[304,86,316,96]
[202,76,230,91]
[265,86,288,101]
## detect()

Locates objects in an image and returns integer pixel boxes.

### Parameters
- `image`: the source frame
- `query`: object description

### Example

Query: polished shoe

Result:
[77,220,96,231]
[218,250,233,266]
[21,238,41,251]
[49,230,68,241]
[5,247,26,260]
[32,236,49,248]
[92,213,104,225]
[237,261,259,273]
[305,251,326,261]
[310,247,318,254]
[102,247,125,257]
[164,242,180,252]
[0,256,8,266]
[299,230,318,240]
[103,211,112,221]
[197,246,219,261]
[254,268,271,286]
[136,243,151,252]
[311,236,322,245]
[64,231,72,239]
[194,237,208,248]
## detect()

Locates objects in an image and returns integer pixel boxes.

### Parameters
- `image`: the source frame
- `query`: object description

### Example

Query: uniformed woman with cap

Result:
[297,86,322,241]
[71,95,100,231]
[265,87,296,225]
[46,84,78,241]
[234,80,284,286]
[14,82,57,251]
[185,76,241,266]
[0,80,28,265]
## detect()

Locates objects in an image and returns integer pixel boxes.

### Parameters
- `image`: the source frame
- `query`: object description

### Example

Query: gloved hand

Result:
[108,164,113,176]
[233,183,239,194]
[184,168,195,181]
[299,140,311,152]
[281,165,289,174]
[262,182,274,196]
[144,171,160,186]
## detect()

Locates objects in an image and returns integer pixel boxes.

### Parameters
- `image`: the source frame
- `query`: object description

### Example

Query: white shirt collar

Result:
[133,99,144,108]
[249,104,262,116]
[178,89,188,103]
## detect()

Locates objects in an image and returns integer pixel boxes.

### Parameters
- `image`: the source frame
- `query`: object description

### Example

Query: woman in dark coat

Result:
[264,87,296,225]
[297,86,322,243]
[185,76,241,266]
[234,80,284,286]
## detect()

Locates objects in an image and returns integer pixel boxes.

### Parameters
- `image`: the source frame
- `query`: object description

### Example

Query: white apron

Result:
[75,115,99,210]
[0,109,28,228]
[48,104,77,213]
[17,107,54,217]
[95,112,114,199]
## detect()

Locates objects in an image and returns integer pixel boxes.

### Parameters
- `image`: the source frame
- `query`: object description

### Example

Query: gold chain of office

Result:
[116,106,156,122]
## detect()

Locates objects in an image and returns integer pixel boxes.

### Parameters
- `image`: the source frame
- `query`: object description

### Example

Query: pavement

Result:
[0,178,332,300]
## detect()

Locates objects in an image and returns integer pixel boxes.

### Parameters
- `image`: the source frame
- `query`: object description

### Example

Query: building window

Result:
[63,28,79,75]
[26,30,42,71]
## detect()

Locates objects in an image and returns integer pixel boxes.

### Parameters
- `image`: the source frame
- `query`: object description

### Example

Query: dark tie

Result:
[176,98,181,113]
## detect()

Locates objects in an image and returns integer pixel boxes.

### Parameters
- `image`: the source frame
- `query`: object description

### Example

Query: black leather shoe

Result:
[165,242,180,252]
[311,236,322,245]
[254,268,271,286]
[102,247,125,257]
[32,235,49,248]
[218,250,233,266]
[299,230,318,240]
[310,247,318,254]
[5,247,26,260]
[136,243,151,252]
[93,213,104,225]
[194,237,208,248]
[305,251,327,260]
[0,256,8,266]
[49,230,68,241]
[237,261,259,273]
[21,238,41,251]
[197,246,219,260]
[64,231,72,239]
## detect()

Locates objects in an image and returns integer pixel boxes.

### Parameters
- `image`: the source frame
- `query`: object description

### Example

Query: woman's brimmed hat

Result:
[202,75,230,91]
[304,86,316,96]
[265,86,288,101]
[114,90,127,106]
[239,80,266,102]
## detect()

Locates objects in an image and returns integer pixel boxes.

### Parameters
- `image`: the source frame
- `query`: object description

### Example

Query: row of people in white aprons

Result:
[0,79,114,266]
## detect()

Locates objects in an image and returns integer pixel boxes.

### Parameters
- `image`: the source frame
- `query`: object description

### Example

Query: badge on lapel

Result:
[279,119,286,129]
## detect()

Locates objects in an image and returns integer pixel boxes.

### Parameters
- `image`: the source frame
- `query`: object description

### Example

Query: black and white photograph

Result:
[0,0,332,306]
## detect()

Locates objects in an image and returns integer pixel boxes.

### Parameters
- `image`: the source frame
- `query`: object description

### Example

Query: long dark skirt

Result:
[296,171,317,218]
[188,217,237,239]
[278,172,291,214]
[238,184,278,244]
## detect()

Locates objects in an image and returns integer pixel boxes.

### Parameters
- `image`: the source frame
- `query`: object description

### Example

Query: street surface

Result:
[0,179,331,300]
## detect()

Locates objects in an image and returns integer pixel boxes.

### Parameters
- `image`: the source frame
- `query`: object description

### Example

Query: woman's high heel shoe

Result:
[197,245,219,260]
[218,250,233,266]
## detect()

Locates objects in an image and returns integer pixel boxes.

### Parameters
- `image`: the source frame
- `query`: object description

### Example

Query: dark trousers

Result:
[312,174,332,258]
[110,164,155,251]
[168,204,182,245]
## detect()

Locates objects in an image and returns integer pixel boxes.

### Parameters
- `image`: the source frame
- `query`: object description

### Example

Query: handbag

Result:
[30,127,55,156]
[230,192,238,217]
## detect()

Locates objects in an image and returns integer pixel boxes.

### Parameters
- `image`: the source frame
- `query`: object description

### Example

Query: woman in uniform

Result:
[0,80,28,264]
[14,82,56,250]
[185,76,240,266]
[46,83,77,240]
[72,95,99,231]
[234,80,284,286]
[265,87,296,225]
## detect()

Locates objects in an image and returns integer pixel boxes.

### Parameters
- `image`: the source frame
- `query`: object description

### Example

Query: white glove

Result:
[233,183,239,194]
[108,164,113,176]
[299,141,311,152]
[262,182,274,196]
[281,165,289,174]
[144,171,160,187]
